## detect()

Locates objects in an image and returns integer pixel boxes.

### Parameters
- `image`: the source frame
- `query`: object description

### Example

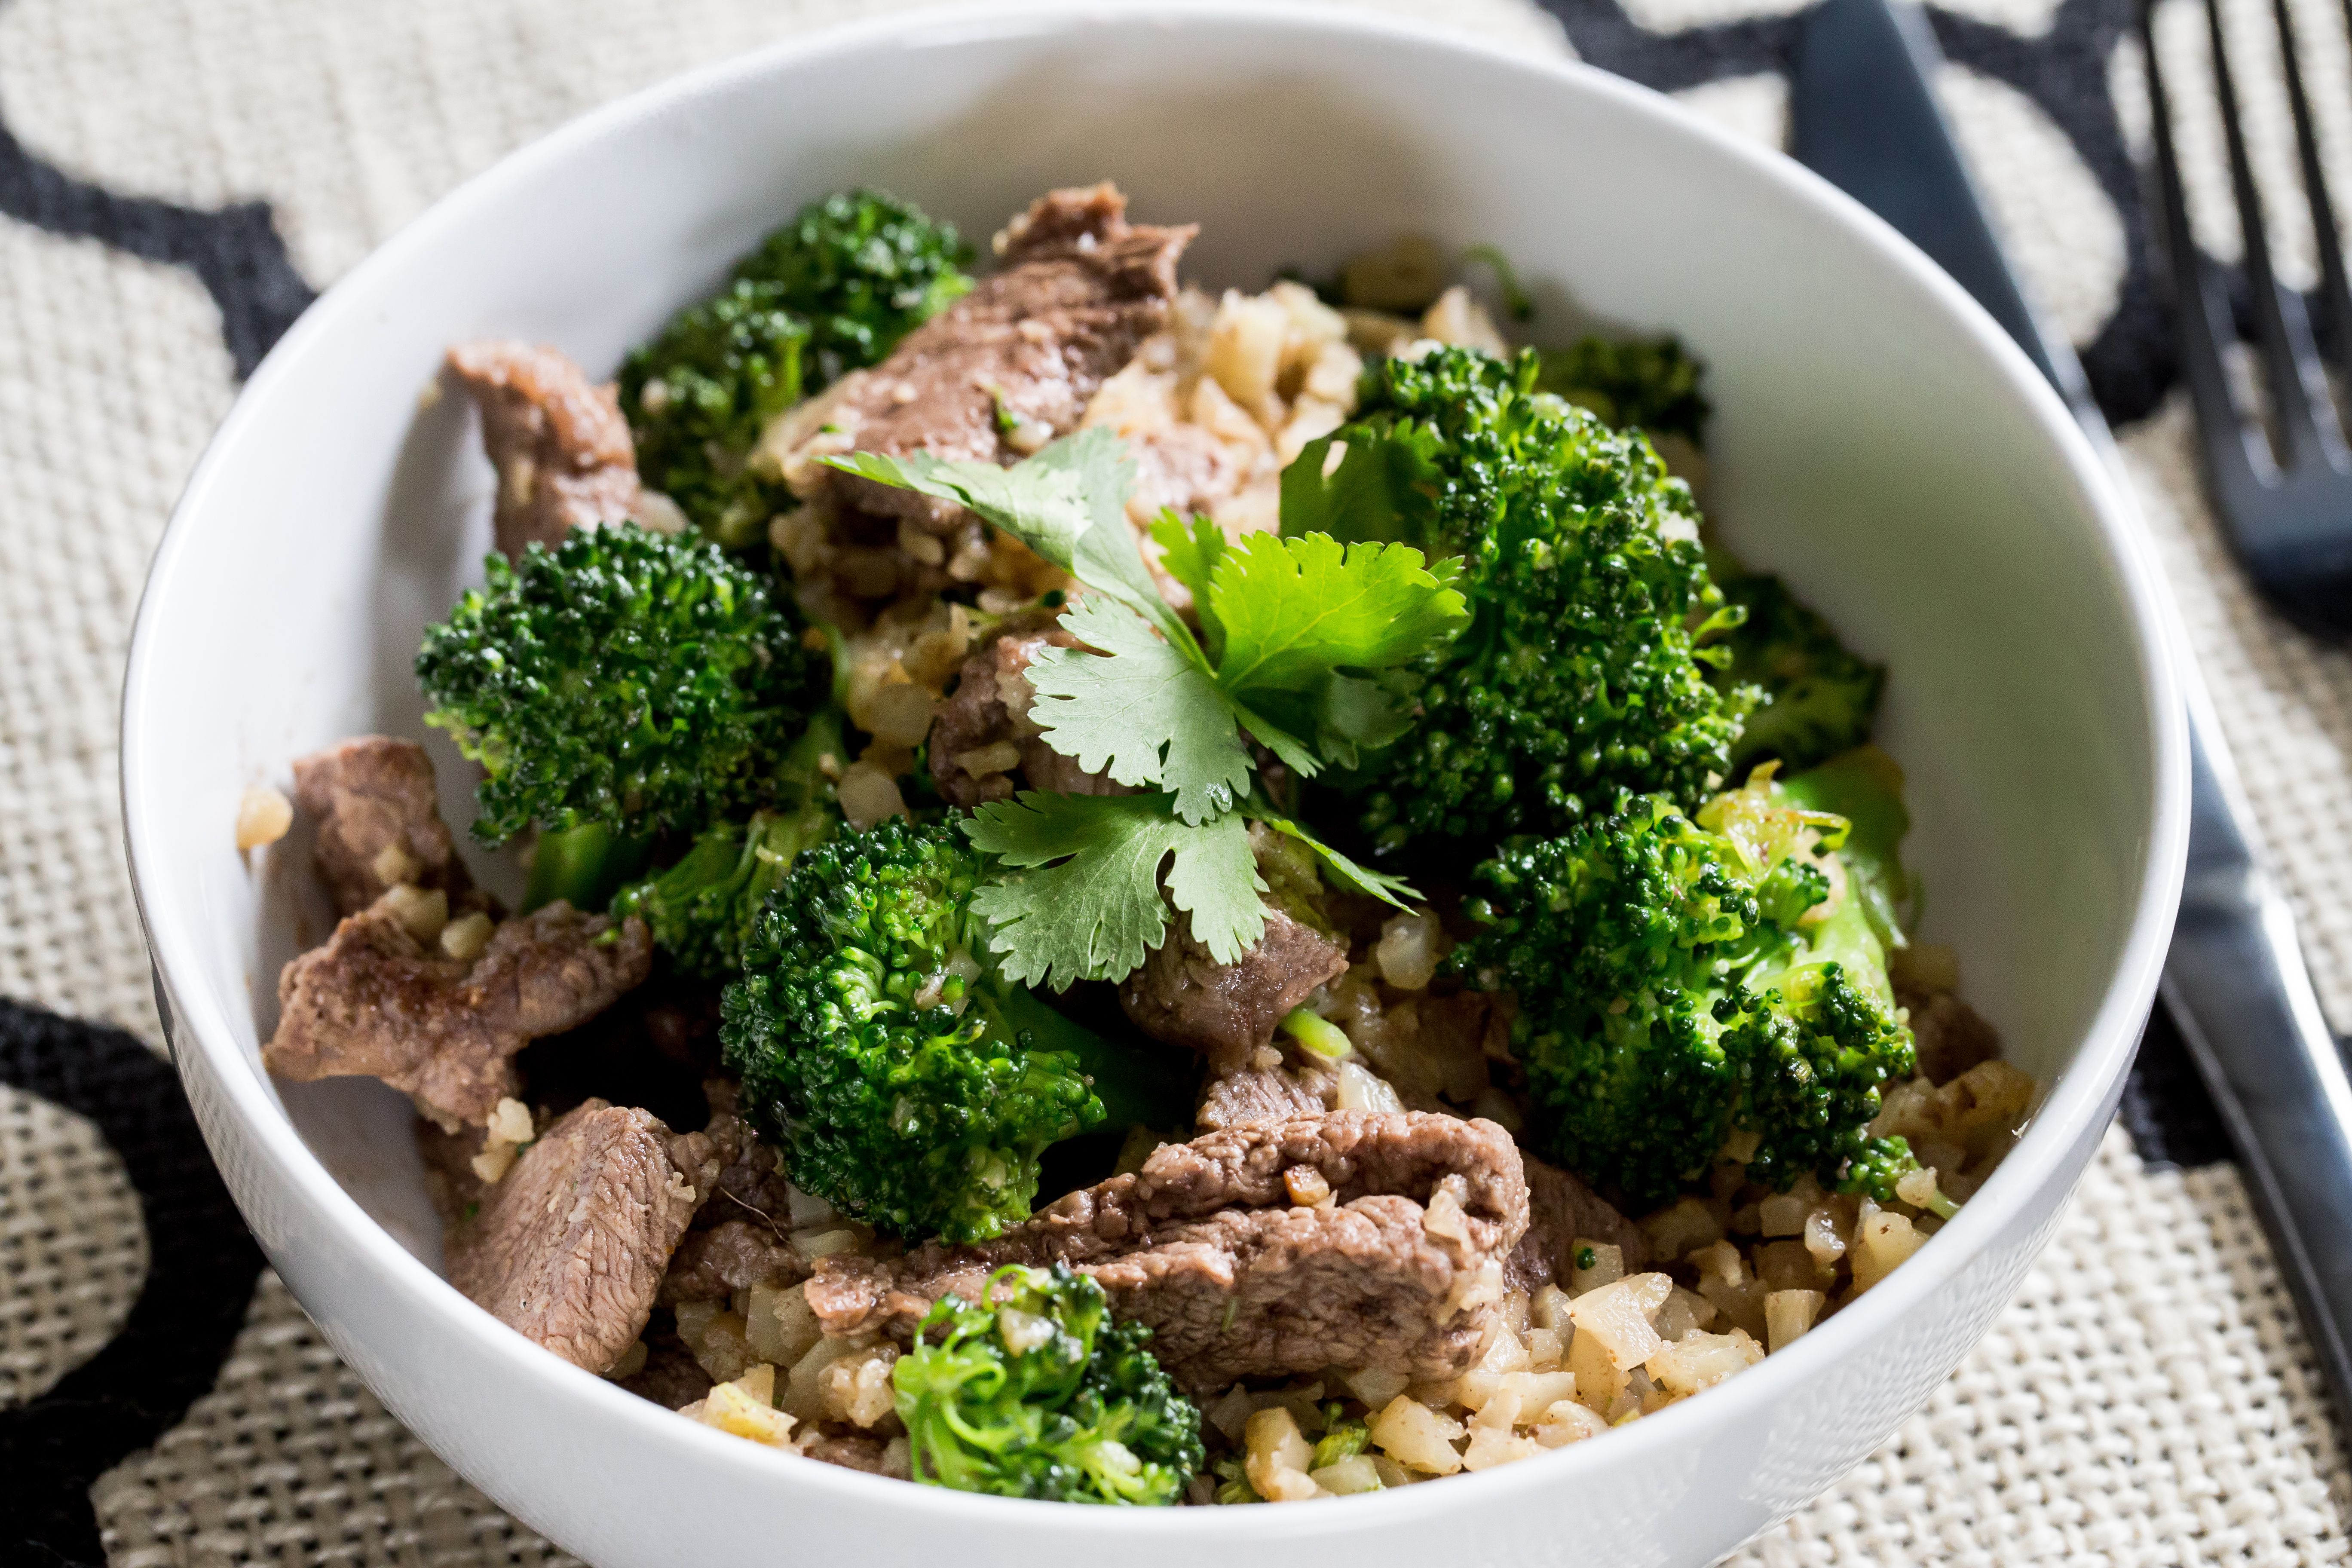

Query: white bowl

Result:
[121,6,2189,1564]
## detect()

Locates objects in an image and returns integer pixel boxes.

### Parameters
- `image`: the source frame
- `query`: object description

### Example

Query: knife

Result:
[1791,0,2352,1439]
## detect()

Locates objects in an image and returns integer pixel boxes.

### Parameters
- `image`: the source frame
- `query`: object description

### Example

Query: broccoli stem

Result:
[1459,244,1534,321]
[1280,1007,1354,1061]
[1776,747,1911,954]
[523,821,653,913]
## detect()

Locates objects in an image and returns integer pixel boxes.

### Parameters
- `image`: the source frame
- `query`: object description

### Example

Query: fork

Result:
[2141,0,2352,632]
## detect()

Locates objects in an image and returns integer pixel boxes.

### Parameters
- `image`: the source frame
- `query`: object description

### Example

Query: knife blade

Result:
[1791,0,2352,1439]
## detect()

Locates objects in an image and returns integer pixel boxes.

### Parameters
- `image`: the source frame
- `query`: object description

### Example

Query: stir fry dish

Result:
[253,183,2033,1504]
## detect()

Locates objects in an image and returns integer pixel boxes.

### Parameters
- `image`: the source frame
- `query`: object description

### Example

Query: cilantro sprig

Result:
[829,428,1466,988]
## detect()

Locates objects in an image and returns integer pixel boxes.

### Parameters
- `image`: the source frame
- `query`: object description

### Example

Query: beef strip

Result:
[1504,1157,1650,1295]
[291,736,487,919]
[1120,825,1350,1071]
[445,340,643,558]
[1194,1055,1335,1133]
[802,1433,902,1476]
[658,1219,806,1305]
[1118,873,1350,1074]
[806,1111,1527,1392]
[444,1099,699,1373]
[643,1079,809,1303]
[1900,986,2001,1086]
[266,897,653,1127]
[684,1078,796,1224]
[928,612,1129,807]
[794,183,1193,535]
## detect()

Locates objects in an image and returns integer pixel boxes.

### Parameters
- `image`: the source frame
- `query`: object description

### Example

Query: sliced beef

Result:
[1901,986,2001,1086]
[444,1099,700,1373]
[686,1078,797,1226]
[807,1111,1527,1392]
[802,1433,900,1476]
[1120,906,1348,1073]
[1120,826,1350,1071]
[658,1220,805,1306]
[446,340,643,558]
[266,897,653,1127]
[928,612,1130,806]
[647,1080,809,1303]
[1195,1054,1336,1133]
[291,736,485,919]
[796,184,1193,535]
[1504,1157,1650,1295]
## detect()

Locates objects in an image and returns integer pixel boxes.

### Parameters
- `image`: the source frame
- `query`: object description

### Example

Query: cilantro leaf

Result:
[1024,598,1252,824]
[1148,510,1229,661]
[1184,532,1469,778]
[1304,670,1424,771]
[1213,532,1467,696]
[965,793,1265,988]
[1280,426,1446,551]
[1245,798,1419,911]
[827,429,1194,651]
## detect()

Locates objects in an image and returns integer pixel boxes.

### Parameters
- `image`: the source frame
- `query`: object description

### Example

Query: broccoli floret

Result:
[1311,1409,1373,1470]
[720,818,1191,1241]
[415,521,827,846]
[1836,1134,1956,1215]
[620,189,971,545]
[1458,794,1793,1203]
[1211,1455,1262,1504]
[610,807,828,979]
[1717,576,1885,775]
[1728,961,1917,1194]
[1459,773,1914,1207]
[1535,334,1711,445]
[611,713,845,977]
[1286,345,1746,852]
[893,1262,1202,1504]
[733,189,974,386]
[618,282,809,548]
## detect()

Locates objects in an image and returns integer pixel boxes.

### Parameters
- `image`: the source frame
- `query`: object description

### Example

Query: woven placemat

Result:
[2,0,2349,1561]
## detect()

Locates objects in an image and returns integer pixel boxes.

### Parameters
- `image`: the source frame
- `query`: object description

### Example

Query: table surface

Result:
[1,0,2346,1562]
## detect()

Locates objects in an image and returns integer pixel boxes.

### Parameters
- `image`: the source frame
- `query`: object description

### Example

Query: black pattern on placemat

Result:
[1536,0,2181,426]
[0,999,267,1568]
[1928,0,2181,422]
[0,104,313,379]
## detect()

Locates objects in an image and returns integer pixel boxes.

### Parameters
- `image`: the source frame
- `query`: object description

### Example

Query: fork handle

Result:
[2160,691,2352,1441]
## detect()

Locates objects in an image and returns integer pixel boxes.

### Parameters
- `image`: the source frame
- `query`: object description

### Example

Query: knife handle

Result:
[2159,701,2352,1441]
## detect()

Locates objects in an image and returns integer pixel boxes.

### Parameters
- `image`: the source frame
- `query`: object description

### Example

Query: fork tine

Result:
[2273,0,2352,389]
[2145,0,2269,495]
[2201,0,2343,470]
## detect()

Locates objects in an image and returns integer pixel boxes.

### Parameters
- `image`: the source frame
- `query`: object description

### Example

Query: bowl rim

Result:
[121,0,2189,1534]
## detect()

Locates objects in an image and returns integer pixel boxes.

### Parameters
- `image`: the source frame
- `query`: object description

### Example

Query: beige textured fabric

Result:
[0,0,2347,1562]
[0,1084,147,1407]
